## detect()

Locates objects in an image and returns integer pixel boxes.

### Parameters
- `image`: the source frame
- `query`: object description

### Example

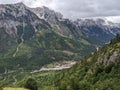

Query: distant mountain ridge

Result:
[74,17,120,44]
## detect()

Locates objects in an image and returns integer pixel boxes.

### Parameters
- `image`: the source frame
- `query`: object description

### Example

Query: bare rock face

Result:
[0,2,51,38]
[107,51,120,65]
[30,6,63,23]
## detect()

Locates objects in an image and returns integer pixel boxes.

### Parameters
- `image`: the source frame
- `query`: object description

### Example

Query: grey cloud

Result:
[0,0,21,4]
[51,0,120,19]
[0,0,120,19]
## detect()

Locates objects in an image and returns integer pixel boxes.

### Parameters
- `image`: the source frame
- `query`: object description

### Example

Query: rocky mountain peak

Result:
[30,6,63,23]
[0,3,51,38]
[15,2,25,6]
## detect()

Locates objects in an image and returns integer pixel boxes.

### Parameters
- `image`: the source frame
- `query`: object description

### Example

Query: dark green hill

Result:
[55,35,120,90]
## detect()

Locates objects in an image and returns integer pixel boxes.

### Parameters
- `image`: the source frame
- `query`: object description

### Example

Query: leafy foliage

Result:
[110,34,120,44]
[24,78,38,90]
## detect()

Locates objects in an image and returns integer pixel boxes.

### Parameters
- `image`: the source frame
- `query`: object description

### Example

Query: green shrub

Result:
[24,78,38,90]
[105,63,114,73]
[95,66,104,76]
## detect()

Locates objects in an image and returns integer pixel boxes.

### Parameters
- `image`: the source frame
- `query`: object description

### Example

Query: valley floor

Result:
[31,61,76,73]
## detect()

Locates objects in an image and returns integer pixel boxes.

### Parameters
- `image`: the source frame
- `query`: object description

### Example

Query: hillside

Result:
[55,35,120,90]
[0,35,120,90]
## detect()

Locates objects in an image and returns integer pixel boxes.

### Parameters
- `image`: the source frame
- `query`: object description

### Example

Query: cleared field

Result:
[3,88,28,90]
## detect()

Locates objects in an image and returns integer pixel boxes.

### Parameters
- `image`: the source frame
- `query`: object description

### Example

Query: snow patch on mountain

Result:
[78,16,120,25]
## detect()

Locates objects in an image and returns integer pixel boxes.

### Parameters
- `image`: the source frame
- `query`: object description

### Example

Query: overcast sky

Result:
[0,0,120,20]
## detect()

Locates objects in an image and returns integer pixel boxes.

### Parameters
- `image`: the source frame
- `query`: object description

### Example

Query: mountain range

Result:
[0,2,120,73]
